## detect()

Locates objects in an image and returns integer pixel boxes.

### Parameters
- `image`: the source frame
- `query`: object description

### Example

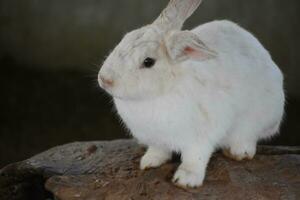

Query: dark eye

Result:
[142,57,156,68]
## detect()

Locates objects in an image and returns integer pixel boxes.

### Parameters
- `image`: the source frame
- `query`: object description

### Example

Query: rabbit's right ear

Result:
[153,0,203,31]
[164,31,217,62]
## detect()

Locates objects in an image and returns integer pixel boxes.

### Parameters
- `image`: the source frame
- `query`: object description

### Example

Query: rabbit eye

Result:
[142,57,156,68]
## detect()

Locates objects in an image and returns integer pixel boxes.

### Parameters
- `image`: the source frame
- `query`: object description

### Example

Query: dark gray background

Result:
[1,0,299,167]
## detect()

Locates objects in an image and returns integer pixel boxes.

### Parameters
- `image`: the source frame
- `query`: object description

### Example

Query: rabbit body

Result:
[98,0,284,188]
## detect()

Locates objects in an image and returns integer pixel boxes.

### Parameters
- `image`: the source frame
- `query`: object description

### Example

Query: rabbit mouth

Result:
[98,84,126,100]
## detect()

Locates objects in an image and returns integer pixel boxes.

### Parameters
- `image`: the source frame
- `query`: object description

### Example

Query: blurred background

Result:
[0,0,299,168]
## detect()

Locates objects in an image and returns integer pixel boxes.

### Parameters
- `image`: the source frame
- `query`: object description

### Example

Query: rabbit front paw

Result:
[140,147,171,170]
[172,166,205,188]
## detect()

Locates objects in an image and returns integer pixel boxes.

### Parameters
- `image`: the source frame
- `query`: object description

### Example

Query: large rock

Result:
[0,139,300,200]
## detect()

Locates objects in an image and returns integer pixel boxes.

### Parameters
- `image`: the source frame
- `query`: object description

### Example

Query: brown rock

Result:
[1,139,300,200]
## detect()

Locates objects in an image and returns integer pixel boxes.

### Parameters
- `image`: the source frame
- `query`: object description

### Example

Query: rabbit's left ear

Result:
[164,31,217,62]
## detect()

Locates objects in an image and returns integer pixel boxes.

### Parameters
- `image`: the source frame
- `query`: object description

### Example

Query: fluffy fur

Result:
[98,0,285,188]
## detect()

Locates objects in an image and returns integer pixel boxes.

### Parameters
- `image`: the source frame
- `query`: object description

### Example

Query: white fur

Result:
[98,1,285,188]
[140,146,172,170]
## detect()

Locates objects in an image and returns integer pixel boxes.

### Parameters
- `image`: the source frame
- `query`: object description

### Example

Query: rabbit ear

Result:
[153,0,203,31]
[164,31,217,62]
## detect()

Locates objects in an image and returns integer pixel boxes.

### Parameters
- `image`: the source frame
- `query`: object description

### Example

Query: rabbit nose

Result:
[99,75,114,87]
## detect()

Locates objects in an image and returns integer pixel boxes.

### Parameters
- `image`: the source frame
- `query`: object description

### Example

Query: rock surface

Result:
[1,139,300,200]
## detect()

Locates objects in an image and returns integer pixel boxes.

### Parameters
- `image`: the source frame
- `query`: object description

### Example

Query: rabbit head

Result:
[98,0,216,100]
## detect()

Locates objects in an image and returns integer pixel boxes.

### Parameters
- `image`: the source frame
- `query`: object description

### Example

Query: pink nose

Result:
[100,75,114,87]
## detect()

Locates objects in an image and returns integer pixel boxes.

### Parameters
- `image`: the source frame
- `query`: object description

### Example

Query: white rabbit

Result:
[98,0,285,188]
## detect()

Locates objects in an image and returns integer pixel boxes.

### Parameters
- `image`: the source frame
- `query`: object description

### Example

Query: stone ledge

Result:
[1,139,300,200]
